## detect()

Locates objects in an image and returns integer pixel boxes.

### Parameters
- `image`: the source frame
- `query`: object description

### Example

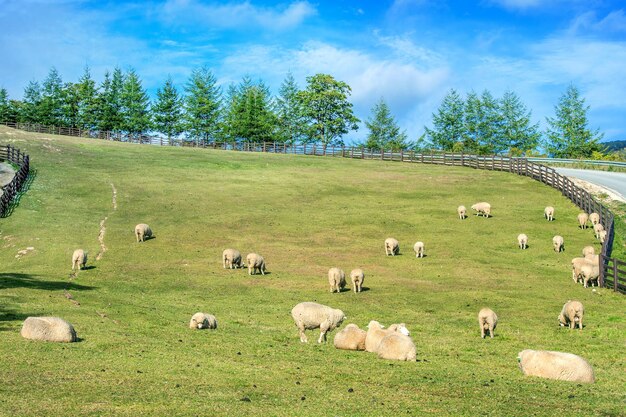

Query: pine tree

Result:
[424,89,465,151]
[21,80,43,124]
[478,90,503,154]
[40,67,65,126]
[545,84,603,158]
[364,98,408,150]
[184,66,222,144]
[152,76,183,141]
[61,82,81,128]
[275,72,306,144]
[499,90,540,156]
[223,77,276,143]
[97,68,124,133]
[76,66,99,130]
[120,69,151,139]
[0,88,11,122]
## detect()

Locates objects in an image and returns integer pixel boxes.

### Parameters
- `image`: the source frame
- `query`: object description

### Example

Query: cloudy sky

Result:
[1,0,625,143]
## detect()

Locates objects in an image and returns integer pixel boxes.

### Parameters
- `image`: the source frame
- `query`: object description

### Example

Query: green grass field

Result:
[0,125,624,417]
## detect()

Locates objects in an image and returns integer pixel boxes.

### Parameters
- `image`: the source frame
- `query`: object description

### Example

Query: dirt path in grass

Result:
[96,183,117,261]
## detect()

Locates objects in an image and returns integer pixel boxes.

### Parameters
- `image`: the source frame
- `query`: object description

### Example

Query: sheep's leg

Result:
[248,265,253,275]
[489,325,494,338]
[298,325,308,343]
[260,264,265,275]
[578,317,583,330]
[481,325,485,339]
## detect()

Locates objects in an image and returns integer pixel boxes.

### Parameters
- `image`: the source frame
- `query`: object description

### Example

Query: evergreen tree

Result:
[40,67,65,126]
[97,68,124,133]
[61,82,81,128]
[477,90,503,154]
[364,98,408,150]
[120,68,151,139]
[424,89,465,151]
[499,90,540,156]
[21,80,43,123]
[544,84,603,158]
[275,72,306,143]
[152,76,184,141]
[222,77,276,143]
[462,91,482,153]
[0,88,11,122]
[184,66,222,143]
[76,66,99,130]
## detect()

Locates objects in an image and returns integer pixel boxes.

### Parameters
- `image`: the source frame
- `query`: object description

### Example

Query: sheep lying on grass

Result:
[413,241,425,258]
[71,249,87,271]
[189,313,217,330]
[384,238,399,256]
[471,202,491,217]
[517,234,528,250]
[518,350,594,383]
[589,212,600,225]
[478,308,498,339]
[291,302,345,343]
[222,249,242,269]
[577,213,588,229]
[333,323,366,351]
[558,300,584,330]
[364,321,409,353]
[582,246,595,257]
[246,253,266,275]
[328,267,346,293]
[377,332,416,361]
[21,317,77,343]
[593,223,605,240]
[350,268,364,293]
[553,235,564,252]
[135,223,152,242]
[544,206,554,221]
[457,205,467,219]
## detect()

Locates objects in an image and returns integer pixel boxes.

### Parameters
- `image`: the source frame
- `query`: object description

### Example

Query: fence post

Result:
[614,260,619,292]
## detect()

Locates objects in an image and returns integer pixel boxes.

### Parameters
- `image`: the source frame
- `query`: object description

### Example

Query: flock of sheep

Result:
[20,200,602,385]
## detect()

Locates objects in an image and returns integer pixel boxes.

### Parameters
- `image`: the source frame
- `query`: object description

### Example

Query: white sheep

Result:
[21,317,77,343]
[457,205,467,219]
[364,320,410,353]
[552,235,564,252]
[599,230,607,243]
[246,253,266,275]
[413,241,425,258]
[582,246,595,257]
[471,202,491,217]
[222,248,242,269]
[384,238,399,256]
[589,212,600,225]
[593,223,605,240]
[517,234,528,250]
[478,308,498,339]
[291,302,346,343]
[333,323,366,351]
[544,206,555,221]
[71,249,87,271]
[377,333,417,361]
[558,300,584,330]
[571,257,589,284]
[135,223,153,242]
[350,268,364,293]
[585,253,599,265]
[189,312,217,330]
[517,350,594,383]
[577,213,589,229]
[581,262,599,288]
[328,267,346,293]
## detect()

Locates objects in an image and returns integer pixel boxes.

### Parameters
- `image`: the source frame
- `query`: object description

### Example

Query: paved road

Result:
[555,168,626,201]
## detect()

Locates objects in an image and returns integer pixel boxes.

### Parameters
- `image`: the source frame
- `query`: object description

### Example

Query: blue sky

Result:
[1,0,625,143]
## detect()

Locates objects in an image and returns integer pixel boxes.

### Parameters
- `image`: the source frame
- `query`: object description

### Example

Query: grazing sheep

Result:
[21,317,77,343]
[384,238,399,256]
[478,308,498,339]
[558,300,584,330]
[544,206,555,221]
[135,223,152,242]
[517,234,528,250]
[571,257,588,283]
[585,253,599,265]
[189,312,217,330]
[71,249,87,271]
[328,267,346,293]
[364,321,410,353]
[333,323,366,351]
[599,230,607,244]
[593,223,605,240]
[377,333,417,361]
[350,268,364,293]
[582,246,595,257]
[581,262,600,288]
[577,213,589,229]
[291,302,346,343]
[246,253,266,275]
[589,212,600,225]
[471,202,491,217]
[517,350,594,383]
[222,248,242,269]
[413,241,425,258]
[457,205,467,219]
[553,235,564,252]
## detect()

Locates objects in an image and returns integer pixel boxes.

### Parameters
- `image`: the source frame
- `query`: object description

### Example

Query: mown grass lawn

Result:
[0,125,624,417]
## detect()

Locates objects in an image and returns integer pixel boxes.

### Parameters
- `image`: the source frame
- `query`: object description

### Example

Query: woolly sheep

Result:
[413,241,425,258]
[364,320,410,353]
[222,248,242,269]
[571,257,588,284]
[377,333,417,361]
[589,212,600,225]
[189,312,217,330]
[333,323,366,351]
[558,300,584,330]
[593,223,605,240]
[517,350,594,383]
[135,223,152,242]
[328,267,346,293]
[457,205,467,219]
[582,246,595,257]
[581,262,599,288]
[577,213,589,229]
[384,238,399,256]
[544,206,555,221]
[599,230,607,243]
[291,302,346,343]
[478,308,498,339]
[71,249,87,271]
[552,235,564,252]
[471,202,491,217]
[350,268,364,293]
[246,253,266,275]
[585,253,599,265]
[517,234,528,250]
[21,317,77,343]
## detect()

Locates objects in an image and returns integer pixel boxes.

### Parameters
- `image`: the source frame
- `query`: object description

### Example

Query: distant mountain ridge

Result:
[603,140,626,152]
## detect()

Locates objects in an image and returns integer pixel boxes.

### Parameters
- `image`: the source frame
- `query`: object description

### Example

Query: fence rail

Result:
[0,144,30,217]
[1,121,624,293]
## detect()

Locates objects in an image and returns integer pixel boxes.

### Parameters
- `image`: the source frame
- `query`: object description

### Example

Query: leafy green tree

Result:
[40,67,65,126]
[0,88,11,122]
[76,66,99,130]
[364,98,408,150]
[97,68,124,133]
[120,69,151,138]
[544,84,604,158]
[184,66,222,143]
[275,72,306,143]
[296,73,359,148]
[499,90,540,156]
[21,80,43,123]
[152,76,184,141]
[61,82,80,128]
[424,89,465,151]
[222,77,276,143]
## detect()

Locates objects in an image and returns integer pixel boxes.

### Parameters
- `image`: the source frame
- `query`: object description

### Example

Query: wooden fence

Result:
[0,144,30,218]
[1,121,624,293]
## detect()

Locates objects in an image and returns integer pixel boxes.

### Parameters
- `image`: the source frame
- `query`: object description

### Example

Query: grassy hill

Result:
[0,126,624,416]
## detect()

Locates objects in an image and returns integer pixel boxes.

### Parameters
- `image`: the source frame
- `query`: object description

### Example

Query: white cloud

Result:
[569,9,626,34]
[487,0,546,10]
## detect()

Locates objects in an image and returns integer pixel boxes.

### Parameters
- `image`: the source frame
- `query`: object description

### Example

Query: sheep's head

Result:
[190,313,208,329]
[558,314,566,327]
[398,324,410,336]
[367,320,382,330]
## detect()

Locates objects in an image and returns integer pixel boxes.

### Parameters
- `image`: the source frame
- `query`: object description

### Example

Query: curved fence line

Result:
[1,121,623,293]
[0,144,30,217]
